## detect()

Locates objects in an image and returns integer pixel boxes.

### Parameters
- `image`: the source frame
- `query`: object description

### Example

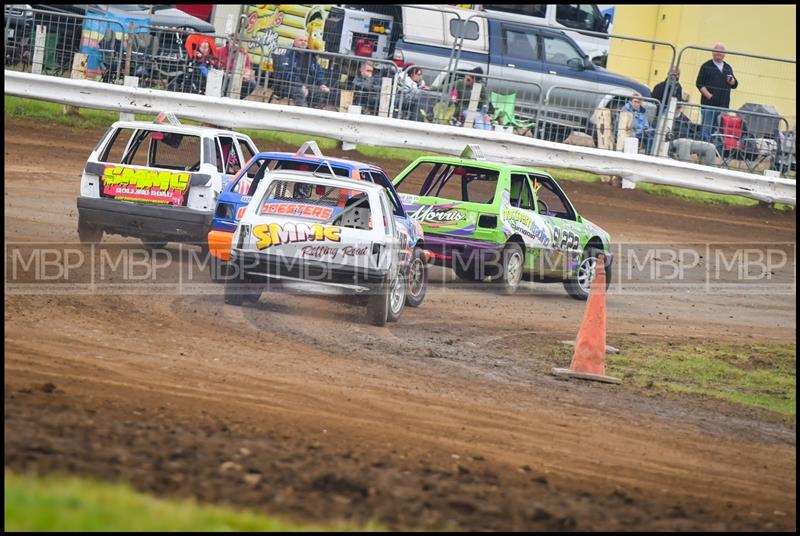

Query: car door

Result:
[539,31,599,133]
[491,21,544,116]
[503,173,550,272]
[530,174,583,278]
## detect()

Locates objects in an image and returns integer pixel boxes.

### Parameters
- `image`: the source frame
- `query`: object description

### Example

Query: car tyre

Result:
[78,215,103,244]
[564,247,611,300]
[496,242,524,295]
[366,283,390,326]
[405,247,428,307]
[210,256,232,284]
[388,274,406,322]
[224,277,261,307]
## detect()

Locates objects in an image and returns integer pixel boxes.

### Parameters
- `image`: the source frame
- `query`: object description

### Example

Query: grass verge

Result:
[4,471,380,531]
[4,95,793,209]
[553,341,796,419]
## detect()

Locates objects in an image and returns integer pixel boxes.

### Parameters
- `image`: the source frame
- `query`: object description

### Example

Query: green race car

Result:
[392,146,612,299]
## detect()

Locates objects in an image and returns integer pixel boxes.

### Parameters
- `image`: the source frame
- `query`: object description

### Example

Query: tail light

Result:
[392,49,405,68]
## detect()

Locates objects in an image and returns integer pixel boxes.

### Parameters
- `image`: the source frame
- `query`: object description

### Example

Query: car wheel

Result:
[563,247,611,300]
[209,255,232,284]
[405,248,428,307]
[77,215,103,244]
[496,242,524,295]
[224,278,261,306]
[388,274,406,323]
[366,283,390,326]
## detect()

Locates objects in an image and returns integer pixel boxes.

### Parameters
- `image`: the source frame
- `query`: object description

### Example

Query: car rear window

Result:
[260,179,373,230]
[116,129,202,171]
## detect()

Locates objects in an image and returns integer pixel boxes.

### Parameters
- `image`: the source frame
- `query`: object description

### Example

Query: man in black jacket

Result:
[652,67,683,106]
[695,43,739,142]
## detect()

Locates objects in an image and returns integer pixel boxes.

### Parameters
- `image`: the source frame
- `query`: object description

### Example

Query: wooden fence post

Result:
[32,25,46,75]
[615,110,633,151]
[64,53,87,116]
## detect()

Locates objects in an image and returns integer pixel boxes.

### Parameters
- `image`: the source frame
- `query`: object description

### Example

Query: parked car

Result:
[76,114,258,247]
[208,141,428,307]
[227,170,408,326]
[392,145,613,299]
[393,5,651,142]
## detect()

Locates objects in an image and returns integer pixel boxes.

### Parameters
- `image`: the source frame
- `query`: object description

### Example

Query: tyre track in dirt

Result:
[4,117,796,530]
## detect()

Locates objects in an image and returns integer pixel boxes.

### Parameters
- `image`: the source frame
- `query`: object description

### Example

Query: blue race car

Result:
[208,141,429,307]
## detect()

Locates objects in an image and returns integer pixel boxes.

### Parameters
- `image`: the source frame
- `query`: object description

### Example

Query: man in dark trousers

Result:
[695,42,738,142]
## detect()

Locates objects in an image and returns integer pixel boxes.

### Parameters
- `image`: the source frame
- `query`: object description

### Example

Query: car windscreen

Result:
[259,179,373,230]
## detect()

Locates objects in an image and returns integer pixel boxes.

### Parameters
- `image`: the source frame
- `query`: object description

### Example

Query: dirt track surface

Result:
[4,117,796,531]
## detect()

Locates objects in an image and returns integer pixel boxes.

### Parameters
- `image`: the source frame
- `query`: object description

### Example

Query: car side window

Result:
[542,35,583,66]
[237,138,258,177]
[99,127,135,163]
[217,136,240,175]
[369,170,405,217]
[556,4,597,32]
[509,174,535,210]
[503,27,538,59]
[532,175,575,220]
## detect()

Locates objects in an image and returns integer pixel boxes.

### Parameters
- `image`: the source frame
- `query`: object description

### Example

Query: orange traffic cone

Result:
[552,253,621,384]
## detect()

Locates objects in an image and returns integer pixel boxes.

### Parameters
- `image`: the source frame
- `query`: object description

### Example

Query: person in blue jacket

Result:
[622,93,655,154]
[273,34,336,109]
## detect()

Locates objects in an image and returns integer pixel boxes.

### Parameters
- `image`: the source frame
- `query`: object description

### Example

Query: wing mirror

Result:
[567,57,585,71]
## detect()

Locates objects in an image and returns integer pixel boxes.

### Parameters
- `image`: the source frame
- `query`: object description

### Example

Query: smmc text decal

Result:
[252,222,341,249]
[103,166,190,205]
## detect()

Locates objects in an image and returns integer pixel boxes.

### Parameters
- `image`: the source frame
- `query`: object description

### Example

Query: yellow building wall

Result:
[608,5,796,128]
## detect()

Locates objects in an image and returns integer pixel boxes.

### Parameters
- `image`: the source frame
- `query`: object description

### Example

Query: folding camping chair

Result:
[490,92,535,136]
[711,113,745,169]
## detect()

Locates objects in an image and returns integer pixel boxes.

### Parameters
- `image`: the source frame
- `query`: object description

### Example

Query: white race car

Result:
[226,169,408,326]
[76,114,258,247]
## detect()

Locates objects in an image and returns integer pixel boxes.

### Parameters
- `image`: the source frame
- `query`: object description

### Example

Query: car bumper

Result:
[230,250,389,293]
[77,196,212,243]
[208,229,234,261]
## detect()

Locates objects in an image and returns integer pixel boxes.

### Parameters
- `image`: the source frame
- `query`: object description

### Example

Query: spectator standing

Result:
[352,60,381,115]
[695,43,738,142]
[452,67,491,130]
[274,34,336,109]
[651,67,684,108]
[622,93,655,153]
[218,41,256,99]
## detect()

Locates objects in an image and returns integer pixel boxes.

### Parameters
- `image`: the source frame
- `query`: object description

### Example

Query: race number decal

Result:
[553,228,579,251]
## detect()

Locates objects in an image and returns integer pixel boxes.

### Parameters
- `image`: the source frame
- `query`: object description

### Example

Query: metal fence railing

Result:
[4,6,796,179]
[537,86,663,152]
[252,44,400,117]
[4,7,127,81]
[665,101,793,174]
